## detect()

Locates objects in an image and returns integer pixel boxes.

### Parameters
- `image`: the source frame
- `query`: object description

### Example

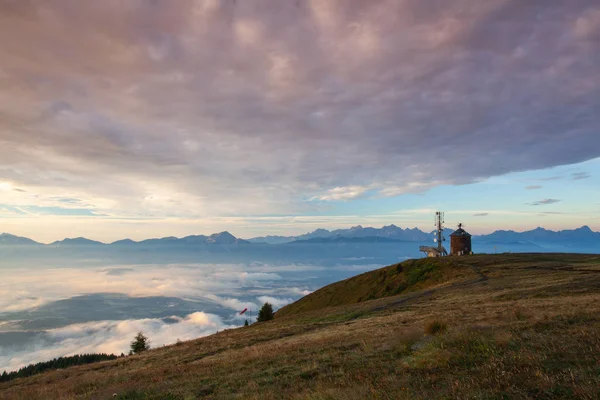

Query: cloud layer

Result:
[0,260,368,371]
[1,312,234,373]
[0,263,304,313]
[1,0,599,220]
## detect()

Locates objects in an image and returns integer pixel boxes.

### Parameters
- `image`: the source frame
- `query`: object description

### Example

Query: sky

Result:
[0,0,599,242]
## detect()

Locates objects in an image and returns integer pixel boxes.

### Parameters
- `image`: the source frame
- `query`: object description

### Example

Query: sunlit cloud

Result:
[314,186,369,201]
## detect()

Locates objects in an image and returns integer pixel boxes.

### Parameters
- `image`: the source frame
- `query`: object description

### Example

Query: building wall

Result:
[451,236,472,255]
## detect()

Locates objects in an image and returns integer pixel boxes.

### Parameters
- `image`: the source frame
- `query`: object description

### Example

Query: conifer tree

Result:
[257,303,274,322]
[130,332,151,354]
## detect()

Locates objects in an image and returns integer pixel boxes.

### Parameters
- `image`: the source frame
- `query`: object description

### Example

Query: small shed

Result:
[450,223,472,255]
[419,245,447,258]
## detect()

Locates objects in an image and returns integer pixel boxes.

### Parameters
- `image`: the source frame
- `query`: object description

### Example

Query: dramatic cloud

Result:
[529,199,561,206]
[0,0,599,221]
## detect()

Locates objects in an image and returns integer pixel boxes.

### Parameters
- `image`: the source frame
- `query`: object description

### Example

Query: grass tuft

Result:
[424,320,448,335]
[512,306,527,320]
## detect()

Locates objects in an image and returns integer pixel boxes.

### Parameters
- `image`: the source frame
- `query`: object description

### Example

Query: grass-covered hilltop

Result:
[1,254,599,400]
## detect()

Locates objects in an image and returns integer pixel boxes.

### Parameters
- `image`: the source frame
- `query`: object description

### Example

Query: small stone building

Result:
[450,223,472,255]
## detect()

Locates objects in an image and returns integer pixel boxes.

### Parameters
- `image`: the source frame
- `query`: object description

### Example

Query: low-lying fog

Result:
[0,257,385,372]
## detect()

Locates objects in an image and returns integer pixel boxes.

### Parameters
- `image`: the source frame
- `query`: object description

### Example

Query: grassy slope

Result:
[275,257,479,318]
[1,254,600,400]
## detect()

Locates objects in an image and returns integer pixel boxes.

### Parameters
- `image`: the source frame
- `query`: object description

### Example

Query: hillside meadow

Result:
[1,254,599,399]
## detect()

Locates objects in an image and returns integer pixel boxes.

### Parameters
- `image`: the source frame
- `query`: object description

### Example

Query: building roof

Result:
[450,223,472,237]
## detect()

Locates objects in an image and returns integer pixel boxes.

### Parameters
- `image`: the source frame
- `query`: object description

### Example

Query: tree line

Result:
[1,331,152,383]
[0,353,120,383]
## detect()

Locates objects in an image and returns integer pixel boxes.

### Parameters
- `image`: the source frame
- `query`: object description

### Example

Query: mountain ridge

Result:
[51,237,105,246]
[249,225,600,245]
[0,233,41,245]
[1,225,598,246]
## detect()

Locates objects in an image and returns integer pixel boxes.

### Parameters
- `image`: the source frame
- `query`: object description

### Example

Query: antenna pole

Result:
[435,211,444,252]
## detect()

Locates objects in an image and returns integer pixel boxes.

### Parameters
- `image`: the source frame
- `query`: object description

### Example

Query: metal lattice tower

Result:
[435,211,445,253]
[419,211,448,257]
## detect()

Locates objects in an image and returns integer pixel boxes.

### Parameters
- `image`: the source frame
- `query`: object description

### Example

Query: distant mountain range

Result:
[110,232,249,246]
[476,226,600,245]
[0,231,250,246]
[250,224,600,246]
[0,225,598,247]
[249,225,432,244]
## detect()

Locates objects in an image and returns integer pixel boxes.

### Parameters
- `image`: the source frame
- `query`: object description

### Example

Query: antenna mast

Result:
[435,211,445,252]
[420,211,448,257]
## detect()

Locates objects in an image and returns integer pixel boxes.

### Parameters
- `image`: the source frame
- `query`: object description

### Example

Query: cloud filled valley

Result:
[1,311,233,373]
[0,261,378,372]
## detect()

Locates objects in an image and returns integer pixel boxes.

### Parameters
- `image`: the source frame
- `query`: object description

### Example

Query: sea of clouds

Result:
[0,262,378,372]
[1,312,232,372]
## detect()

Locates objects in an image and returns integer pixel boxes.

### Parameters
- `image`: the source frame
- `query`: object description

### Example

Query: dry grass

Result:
[1,254,600,400]
[275,258,478,318]
[424,320,447,335]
